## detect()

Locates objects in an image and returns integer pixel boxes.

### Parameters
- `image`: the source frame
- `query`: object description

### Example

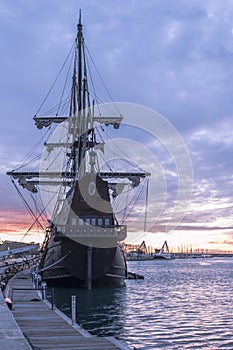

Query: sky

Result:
[1,0,233,251]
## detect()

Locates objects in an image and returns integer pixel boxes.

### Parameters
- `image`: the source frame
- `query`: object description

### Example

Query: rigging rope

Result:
[18,180,64,241]
[35,43,75,116]
[13,125,54,172]
[11,179,44,232]
[38,251,71,273]
[84,42,122,116]
[121,178,147,225]
[144,178,149,232]
[57,49,75,116]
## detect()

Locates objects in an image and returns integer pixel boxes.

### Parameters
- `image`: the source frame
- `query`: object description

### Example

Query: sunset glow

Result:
[0,210,45,244]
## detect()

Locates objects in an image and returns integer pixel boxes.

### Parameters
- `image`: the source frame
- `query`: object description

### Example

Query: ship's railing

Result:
[56,224,127,241]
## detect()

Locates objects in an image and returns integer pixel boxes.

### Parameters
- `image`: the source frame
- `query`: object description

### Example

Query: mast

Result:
[72,10,89,180]
[69,53,77,117]
[77,10,82,113]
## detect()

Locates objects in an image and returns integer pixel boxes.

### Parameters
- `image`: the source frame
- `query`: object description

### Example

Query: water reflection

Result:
[48,285,127,337]
[48,258,233,349]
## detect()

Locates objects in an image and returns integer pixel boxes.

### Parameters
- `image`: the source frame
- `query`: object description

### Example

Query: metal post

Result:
[31,272,35,283]
[41,282,47,300]
[87,246,92,290]
[51,288,55,310]
[34,274,40,290]
[71,295,76,325]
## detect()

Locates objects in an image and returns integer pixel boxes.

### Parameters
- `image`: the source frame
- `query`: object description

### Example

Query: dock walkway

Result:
[0,281,31,349]
[3,270,129,350]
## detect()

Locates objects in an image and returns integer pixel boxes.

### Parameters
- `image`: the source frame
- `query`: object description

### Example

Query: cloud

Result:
[1,0,233,249]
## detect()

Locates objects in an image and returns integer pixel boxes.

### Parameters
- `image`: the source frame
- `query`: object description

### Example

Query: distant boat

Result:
[125,240,154,260]
[154,241,172,260]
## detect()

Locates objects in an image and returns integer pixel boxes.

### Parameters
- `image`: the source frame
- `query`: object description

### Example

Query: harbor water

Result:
[50,258,233,349]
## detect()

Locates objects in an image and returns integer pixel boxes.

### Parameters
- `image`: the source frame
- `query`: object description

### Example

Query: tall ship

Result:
[7,14,149,288]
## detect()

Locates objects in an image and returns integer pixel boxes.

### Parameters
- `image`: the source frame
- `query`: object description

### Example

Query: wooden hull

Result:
[39,235,127,287]
[39,174,127,287]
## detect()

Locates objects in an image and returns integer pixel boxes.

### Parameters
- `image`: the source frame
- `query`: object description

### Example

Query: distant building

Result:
[0,240,40,258]
[121,242,139,253]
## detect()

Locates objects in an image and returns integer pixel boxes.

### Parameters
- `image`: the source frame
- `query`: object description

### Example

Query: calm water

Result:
[50,258,233,349]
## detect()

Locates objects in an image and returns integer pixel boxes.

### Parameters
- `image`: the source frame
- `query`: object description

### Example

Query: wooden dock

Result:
[3,270,129,350]
[0,283,31,349]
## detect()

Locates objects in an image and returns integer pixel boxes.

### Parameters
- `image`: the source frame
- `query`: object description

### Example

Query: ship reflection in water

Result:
[49,258,233,349]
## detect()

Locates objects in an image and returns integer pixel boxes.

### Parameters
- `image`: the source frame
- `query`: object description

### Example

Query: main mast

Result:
[77,11,82,114]
[71,11,91,180]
